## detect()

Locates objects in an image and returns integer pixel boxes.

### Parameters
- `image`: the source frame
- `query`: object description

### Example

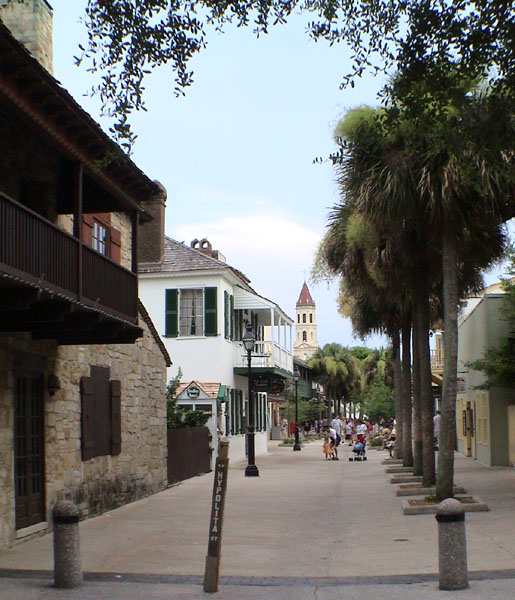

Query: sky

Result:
[49,1,512,351]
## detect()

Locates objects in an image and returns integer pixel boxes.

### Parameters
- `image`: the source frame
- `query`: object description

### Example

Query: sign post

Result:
[203,438,230,593]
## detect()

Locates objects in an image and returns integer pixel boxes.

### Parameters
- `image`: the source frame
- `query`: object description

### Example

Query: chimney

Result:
[138,181,167,264]
[190,239,226,263]
[0,0,54,74]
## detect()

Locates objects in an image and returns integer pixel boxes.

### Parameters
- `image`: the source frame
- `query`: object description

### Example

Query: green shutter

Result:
[165,289,178,337]
[239,390,244,434]
[230,388,235,435]
[230,294,234,340]
[205,287,217,336]
[224,290,229,339]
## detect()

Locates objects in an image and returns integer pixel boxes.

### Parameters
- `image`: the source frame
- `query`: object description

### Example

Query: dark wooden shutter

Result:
[110,380,122,456]
[109,227,121,264]
[230,294,234,340]
[82,215,94,246]
[204,287,217,337]
[224,290,229,339]
[80,376,95,461]
[165,289,178,337]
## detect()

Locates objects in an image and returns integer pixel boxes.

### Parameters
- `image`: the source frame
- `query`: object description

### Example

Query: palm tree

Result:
[309,344,358,419]
[332,81,513,499]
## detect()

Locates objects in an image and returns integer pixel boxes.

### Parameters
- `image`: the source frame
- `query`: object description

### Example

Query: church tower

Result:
[294,282,318,361]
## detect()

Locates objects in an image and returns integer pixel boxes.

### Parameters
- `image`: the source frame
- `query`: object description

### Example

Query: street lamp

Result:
[315,383,321,433]
[243,323,259,477]
[293,368,301,451]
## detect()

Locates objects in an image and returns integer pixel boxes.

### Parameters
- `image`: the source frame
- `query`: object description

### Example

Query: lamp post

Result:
[243,323,259,477]
[293,368,301,451]
[315,383,321,433]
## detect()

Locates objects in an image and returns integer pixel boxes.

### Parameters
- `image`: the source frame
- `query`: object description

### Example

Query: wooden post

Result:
[203,438,230,593]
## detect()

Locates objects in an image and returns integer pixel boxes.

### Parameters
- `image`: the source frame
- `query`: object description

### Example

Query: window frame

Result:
[164,287,217,338]
[92,219,109,256]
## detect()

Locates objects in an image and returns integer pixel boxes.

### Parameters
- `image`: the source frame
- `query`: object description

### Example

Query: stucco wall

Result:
[139,273,238,383]
[457,294,515,466]
[0,312,167,550]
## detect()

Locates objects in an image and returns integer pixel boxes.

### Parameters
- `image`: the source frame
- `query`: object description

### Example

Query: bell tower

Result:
[294,282,318,361]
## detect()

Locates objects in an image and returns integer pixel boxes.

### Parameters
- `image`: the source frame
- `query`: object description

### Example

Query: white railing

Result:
[235,340,293,373]
[431,349,444,370]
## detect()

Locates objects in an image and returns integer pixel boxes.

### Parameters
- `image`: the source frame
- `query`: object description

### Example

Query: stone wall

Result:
[0,311,168,549]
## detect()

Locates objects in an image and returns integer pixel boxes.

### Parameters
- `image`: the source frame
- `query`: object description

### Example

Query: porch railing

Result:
[0,191,137,322]
[431,349,444,370]
[236,340,293,373]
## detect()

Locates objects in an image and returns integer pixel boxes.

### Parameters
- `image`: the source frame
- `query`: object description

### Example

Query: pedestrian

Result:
[331,414,342,447]
[303,419,311,439]
[380,425,391,450]
[323,425,339,460]
[433,410,441,450]
[344,419,353,445]
[356,419,368,438]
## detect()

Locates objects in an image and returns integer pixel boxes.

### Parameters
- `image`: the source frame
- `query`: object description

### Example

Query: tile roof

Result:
[139,237,250,283]
[176,381,222,400]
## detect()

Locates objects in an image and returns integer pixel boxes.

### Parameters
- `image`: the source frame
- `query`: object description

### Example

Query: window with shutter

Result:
[165,289,178,337]
[81,367,121,460]
[179,289,204,335]
[204,287,217,336]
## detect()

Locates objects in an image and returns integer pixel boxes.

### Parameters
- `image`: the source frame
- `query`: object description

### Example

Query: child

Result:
[323,437,334,460]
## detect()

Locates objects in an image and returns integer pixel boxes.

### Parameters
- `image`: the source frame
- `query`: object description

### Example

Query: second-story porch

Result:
[233,285,294,384]
[0,22,162,345]
[0,191,143,344]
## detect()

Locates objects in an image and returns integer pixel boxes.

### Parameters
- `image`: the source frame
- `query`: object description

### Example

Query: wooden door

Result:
[14,372,45,530]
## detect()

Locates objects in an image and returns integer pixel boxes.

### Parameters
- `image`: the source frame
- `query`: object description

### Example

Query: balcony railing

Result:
[235,340,293,373]
[0,191,137,322]
[431,349,444,370]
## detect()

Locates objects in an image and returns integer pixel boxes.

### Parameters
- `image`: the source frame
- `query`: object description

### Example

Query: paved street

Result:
[0,440,514,598]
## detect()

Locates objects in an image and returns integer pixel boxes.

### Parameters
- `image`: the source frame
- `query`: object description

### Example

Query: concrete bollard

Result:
[435,498,468,590]
[52,500,82,588]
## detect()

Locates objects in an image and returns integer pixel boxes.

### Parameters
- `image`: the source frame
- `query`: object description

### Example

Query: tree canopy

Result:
[65,0,515,149]
[467,251,515,389]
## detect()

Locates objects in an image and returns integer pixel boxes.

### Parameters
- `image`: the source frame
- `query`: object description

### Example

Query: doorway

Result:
[14,371,45,530]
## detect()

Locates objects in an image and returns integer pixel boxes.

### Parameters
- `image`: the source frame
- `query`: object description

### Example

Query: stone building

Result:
[293,282,318,361]
[0,2,171,549]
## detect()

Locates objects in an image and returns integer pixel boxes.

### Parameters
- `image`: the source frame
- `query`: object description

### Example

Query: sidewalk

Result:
[0,440,514,598]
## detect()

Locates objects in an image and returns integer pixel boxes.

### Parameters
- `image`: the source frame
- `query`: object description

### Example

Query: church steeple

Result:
[293,282,318,362]
[297,282,315,307]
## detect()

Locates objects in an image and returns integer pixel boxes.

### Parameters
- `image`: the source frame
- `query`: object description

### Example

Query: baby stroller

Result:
[349,434,367,461]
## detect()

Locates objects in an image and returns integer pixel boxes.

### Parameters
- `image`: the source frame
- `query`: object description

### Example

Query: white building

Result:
[138,222,294,465]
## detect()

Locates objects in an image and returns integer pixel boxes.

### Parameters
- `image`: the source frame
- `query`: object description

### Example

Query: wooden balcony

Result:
[0,191,142,345]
